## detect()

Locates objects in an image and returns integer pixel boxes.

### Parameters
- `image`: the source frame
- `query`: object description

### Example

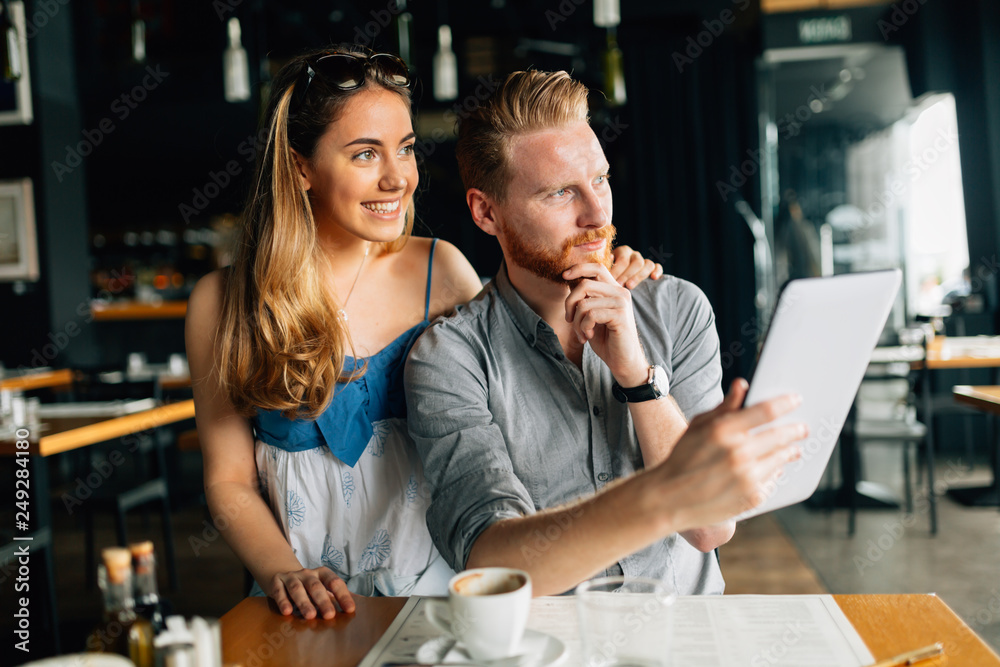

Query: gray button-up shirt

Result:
[404,262,726,595]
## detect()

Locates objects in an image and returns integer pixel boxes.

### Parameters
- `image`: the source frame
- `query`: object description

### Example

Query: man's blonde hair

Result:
[455,70,589,202]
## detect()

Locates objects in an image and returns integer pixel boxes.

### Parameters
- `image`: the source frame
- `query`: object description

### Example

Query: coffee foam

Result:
[453,571,527,596]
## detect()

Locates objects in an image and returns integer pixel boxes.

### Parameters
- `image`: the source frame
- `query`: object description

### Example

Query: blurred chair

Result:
[845,366,937,536]
[73,372,180,590]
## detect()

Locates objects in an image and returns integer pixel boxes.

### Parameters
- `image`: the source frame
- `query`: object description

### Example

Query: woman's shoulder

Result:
[189,267,227,306]
[187,267,231,328]
[406,237,483,315]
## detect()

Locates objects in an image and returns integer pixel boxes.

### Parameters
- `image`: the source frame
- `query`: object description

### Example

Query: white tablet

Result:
[737,269,902,519]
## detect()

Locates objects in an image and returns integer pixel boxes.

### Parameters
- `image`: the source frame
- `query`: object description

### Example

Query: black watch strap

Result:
[612,381,659,403]
[611,365,667,403]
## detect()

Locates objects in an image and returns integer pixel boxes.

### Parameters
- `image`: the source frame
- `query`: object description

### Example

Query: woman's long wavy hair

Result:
[217,45,414,420]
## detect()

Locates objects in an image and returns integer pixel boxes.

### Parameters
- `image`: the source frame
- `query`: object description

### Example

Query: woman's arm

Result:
[186,271,354,619]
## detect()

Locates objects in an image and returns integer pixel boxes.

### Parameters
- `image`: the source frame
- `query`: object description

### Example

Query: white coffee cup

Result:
[425,567,532,661]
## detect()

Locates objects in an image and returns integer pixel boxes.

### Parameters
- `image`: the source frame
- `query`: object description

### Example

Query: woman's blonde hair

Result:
[455,70,589,202]
[218,45,414,419]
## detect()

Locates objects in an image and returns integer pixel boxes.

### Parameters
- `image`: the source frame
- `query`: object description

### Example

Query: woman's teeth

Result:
[362,201,400,213]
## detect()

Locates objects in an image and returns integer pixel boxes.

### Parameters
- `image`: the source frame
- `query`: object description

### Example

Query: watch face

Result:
[651,365,668,396]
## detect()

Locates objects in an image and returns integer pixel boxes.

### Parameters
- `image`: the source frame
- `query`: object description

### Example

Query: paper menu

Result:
[669,595,874,666]
[357,595,874,666]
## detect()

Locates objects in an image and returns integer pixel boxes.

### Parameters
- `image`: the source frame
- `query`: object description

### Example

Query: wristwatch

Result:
[612,365,669,403]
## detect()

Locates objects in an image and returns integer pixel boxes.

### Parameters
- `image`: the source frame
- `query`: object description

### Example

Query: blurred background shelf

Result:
[90,300,188,321]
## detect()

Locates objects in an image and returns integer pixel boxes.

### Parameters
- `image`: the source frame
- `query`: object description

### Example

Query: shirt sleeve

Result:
[666,280,724,420]
[404,318,535,572]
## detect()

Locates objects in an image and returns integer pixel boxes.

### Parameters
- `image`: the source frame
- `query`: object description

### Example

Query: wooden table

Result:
[0,368,75,392]
[0,399,196,653]
[913,338,1000,518]
[952,385,1000,505]
[220,594,1000,666]
[0,399,195,456]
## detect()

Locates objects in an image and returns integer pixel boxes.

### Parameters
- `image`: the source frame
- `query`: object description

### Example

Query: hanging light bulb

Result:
[593,0,620,28]
[2,0,22,81]
[130,0,145,63]
[396,0,413,67]
[131,19,146,62]
[223,17,251,103]
[433,24,458,102]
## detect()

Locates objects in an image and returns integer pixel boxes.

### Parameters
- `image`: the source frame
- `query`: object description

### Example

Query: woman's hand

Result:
[269,567,356,619]
[610,245,664,289]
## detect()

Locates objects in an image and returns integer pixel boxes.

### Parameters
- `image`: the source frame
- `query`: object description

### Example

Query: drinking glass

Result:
[575,576,675,667]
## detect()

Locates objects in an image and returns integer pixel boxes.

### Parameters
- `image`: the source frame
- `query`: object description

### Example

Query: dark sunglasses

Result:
[291,51,411,114]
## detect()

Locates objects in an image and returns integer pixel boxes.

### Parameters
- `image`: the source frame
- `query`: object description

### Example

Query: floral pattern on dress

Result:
[321,533,345,574]
[359,529,391,572]
[404,475,418,504]
[286,490,306,528]
[369,421,391,458]
[342,471,355,508]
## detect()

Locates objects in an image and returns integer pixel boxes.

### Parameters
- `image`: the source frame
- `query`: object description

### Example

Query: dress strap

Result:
[424,238,438,321]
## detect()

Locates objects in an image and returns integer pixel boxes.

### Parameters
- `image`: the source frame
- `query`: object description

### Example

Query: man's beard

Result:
[502,222,617,284]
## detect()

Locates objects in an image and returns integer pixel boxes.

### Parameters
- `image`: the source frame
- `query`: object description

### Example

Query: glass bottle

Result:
[130,541,166,634]
[602,28,627,107]
[87,547,155,667]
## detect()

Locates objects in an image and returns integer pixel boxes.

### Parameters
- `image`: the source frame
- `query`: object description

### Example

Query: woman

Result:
[186,45,661,620]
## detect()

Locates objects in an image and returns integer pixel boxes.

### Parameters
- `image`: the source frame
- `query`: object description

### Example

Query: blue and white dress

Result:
[250,239,454,597]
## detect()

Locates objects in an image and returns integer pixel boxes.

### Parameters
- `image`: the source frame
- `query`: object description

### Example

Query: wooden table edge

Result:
[0,368,75,392]
[834,593,1000,664]
[0,399,196,456]
[220,594,1000,666]
[40,399,195,456]
[953,385,1000,414]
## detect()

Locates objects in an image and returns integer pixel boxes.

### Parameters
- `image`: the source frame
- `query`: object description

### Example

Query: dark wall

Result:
[618,3,763,385]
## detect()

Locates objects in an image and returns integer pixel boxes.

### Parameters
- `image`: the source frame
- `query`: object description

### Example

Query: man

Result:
[404,70,805,597]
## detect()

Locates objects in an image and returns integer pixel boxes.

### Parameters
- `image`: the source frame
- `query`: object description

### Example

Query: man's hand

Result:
[562,262,648,386]
[647,379,807,532]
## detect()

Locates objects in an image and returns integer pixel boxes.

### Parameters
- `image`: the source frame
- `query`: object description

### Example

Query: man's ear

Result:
[290,148,312,192]
[467,188,500,237]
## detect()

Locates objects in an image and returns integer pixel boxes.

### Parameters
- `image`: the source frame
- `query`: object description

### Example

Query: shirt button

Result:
[593,406,601,417]
[598,472,610,482]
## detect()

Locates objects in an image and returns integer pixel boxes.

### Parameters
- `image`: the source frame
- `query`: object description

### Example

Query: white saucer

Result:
[417,629,567,665]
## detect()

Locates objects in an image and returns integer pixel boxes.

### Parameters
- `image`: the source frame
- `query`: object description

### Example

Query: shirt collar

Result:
[493,260,548,348]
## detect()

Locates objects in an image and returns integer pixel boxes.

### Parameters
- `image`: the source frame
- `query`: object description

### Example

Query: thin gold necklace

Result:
[338,243,370,322]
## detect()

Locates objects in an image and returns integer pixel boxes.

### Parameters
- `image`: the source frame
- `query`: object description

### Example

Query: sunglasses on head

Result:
[291,51,411,114]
